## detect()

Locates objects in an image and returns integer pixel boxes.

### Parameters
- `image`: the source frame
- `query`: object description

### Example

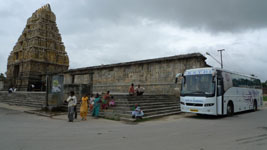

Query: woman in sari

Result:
[92,93,101,118]
[80,94,89,120]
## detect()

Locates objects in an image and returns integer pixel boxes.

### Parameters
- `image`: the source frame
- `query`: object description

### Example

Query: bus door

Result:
[216,75,224,115]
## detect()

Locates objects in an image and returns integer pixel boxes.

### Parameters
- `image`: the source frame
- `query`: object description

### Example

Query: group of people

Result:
[100,91,115,110]
[8,87,17,93]
[65,83,146,122]
[65,91,116,122]
[129,84,145,119]
[128,83,145,96]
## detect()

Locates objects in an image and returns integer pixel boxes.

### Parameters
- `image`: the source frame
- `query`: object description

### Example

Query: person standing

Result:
[80,94,89,120]
[74,101,78,119]
[66,91,77,122]
[92,93,101,118]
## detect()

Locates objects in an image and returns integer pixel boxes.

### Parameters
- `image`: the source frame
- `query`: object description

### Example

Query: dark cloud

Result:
[0,0,267,82]
[55,0,267,33]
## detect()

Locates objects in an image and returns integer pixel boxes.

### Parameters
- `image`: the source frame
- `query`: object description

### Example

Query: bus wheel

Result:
[227,102,234,116]
[253,100,258,111]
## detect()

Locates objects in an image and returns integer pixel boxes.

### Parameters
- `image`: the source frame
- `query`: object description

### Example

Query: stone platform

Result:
[0,91,46,108]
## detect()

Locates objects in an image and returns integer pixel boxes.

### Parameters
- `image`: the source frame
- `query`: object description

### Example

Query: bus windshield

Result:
[181,74,215,97]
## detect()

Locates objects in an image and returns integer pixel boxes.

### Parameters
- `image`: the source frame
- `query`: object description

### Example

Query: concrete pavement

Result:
[0,102,267,150]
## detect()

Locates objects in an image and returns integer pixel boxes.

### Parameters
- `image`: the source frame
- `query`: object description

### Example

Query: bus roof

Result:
[184,67,260,80]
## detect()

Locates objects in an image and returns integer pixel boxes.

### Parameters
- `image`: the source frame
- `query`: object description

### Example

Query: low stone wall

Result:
[263,88,267,95]
[0,81,4,91]
[63,84,91,103]
[0,91,46,108]
[65,53,207,95]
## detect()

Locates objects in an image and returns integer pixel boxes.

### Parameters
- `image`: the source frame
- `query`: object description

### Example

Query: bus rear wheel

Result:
[227,102,234,117]
[253,100,258,111]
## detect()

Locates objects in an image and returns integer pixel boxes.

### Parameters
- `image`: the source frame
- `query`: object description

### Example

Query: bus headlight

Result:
[204,103,214,107]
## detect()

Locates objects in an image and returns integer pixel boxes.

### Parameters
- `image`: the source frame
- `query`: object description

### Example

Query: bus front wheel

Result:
[227,102,234,116]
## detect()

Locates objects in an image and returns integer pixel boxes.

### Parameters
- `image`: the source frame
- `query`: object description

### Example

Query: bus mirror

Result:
[175,73,183,84]
[176,73,182,78]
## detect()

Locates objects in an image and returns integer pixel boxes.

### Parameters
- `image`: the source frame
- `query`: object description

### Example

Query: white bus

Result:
[176,67,263,116]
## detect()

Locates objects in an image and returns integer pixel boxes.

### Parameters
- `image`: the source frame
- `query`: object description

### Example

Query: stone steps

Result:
[2,99,44,104]
[3,101,44,108]
[119,107,180,117]
[0,92,46,108]
[111,102,178,108]
[99,94,180,121]
[105,104,178,112]
[120,111,181,122]
[108,105,179,113]
[118,101,176,104]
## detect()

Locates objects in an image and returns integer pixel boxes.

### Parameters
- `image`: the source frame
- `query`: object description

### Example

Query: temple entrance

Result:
[13,65,20,78]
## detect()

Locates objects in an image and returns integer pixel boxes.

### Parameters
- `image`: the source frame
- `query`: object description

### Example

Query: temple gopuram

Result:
[6,4,69,91]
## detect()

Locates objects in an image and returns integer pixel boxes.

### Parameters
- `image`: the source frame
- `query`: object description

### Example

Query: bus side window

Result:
[217,78,223,96]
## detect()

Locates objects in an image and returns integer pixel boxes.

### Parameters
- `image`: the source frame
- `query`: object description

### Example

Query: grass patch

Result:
[263,96,267,101]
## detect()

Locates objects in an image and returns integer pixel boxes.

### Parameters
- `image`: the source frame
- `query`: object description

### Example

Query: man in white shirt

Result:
[66,91,77,122]
[135,84,145,96]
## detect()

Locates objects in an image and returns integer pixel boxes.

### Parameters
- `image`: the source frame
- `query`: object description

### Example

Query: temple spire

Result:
[38,3,51,12]
[6,4,69,91]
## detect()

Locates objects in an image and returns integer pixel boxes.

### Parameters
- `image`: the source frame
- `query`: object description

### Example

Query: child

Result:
[109,96,115,107]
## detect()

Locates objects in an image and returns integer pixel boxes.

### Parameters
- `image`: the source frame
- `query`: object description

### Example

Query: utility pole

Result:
[217,49,225,69]
[206,49,225,69]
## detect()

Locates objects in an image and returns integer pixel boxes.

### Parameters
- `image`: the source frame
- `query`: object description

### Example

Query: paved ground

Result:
[0,103,267,150]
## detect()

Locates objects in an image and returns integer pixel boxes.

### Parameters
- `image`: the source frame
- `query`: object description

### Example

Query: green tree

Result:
[0,73,6,80]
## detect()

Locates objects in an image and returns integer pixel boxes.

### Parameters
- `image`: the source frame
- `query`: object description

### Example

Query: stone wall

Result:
[263,88,267,95]
[63,84,91,103]
[65,53,208,95]
[0,81,4,91]
[0,91,46,108]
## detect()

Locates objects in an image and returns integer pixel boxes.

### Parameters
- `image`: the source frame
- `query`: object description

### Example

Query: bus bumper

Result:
[181,105,217,115]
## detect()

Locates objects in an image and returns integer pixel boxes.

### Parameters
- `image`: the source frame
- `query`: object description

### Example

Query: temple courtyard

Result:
[0,103,267,150]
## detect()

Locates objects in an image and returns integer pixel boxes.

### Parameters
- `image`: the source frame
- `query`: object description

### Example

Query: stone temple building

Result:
[6,4,69,91]
[64,53,208,97]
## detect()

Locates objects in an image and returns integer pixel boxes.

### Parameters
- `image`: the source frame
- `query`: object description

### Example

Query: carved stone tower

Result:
[6,4,69,91]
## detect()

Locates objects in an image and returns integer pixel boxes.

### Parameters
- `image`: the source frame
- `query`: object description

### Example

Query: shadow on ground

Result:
[184,109,260,120]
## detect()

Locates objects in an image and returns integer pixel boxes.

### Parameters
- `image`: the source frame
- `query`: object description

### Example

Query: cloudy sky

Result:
[0,0,266,81]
